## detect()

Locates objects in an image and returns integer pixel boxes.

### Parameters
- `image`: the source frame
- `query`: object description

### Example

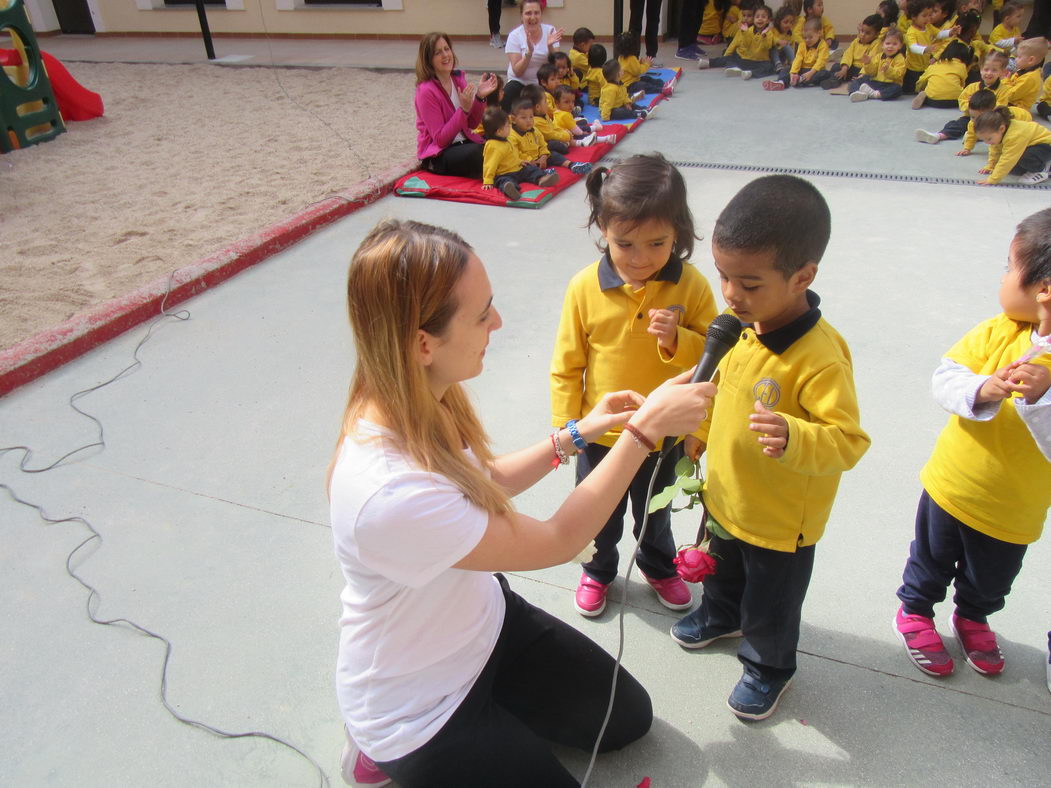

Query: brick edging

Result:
[0,158,418,398]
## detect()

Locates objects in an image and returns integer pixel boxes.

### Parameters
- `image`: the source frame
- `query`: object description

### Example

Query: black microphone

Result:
[660,313,743,455]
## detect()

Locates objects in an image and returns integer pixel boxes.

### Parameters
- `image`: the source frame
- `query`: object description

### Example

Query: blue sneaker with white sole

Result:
[727,672,792,721]
[670,608,743,649]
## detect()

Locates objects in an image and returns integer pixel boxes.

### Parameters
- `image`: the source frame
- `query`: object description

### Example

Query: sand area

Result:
[0,62,418,352]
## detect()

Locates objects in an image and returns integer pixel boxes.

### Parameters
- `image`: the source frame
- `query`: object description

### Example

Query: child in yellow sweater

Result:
[480,107,559,200]
[988,0,1023,56]
[614,30,666,94]
[792,0,836,51]
[582,43,608,106]
[599,59,651,120]
[763,17,830,89]
[915,50,1010,143]
[848,25,907,100]
[822,14,883,90]
[552,86,615,145]
[894,207,1051,678]
[902,0,936,93]
[912,40,971,108]
[975,108,1051,184]
[509,96,593,176]
[1001,37,1048,113]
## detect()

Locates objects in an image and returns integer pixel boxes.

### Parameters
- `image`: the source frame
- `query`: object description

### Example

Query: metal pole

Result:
[614,0,624,36]
[194,0,216,61]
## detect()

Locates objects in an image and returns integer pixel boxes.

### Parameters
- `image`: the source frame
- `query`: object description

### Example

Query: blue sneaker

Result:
[727,673,792,721]
[569,161,593,175]
[675,45,702,61]
[670,608,743,649]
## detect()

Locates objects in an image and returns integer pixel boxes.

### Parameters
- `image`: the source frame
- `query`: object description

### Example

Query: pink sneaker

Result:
[575,572,610,617]
[341,733,391,788]
[894,605,954,677]
[951,614,1005,675]
[641,572,693,610]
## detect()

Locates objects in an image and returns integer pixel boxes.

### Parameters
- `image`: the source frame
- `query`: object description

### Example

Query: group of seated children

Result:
[573,28,668,120]
[694,0,1051,183]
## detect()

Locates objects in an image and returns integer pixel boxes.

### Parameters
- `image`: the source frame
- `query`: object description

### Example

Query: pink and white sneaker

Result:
[575,572,611,617]
[341,732,391,787]
[951,613,1005,675]
[641,572,693,610]
[894,605,954,677]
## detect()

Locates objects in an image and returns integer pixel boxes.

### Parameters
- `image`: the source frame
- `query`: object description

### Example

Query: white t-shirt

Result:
[446,80,466,145]
[505,23,556,85]
[329,420,504,762]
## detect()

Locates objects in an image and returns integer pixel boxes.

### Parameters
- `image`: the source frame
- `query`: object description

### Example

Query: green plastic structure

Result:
[0,0,65,152]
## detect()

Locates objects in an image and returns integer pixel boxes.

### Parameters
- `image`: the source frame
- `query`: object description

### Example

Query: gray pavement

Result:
[3,43,1051,788]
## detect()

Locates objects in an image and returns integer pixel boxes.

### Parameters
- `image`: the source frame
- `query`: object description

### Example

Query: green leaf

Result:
[674,456,695,477]
[706,518,733,541]
[681,477,702,494]
[648,484,678,513]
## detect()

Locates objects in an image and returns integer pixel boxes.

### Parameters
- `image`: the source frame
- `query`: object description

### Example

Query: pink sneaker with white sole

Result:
[575,572,611,617]
[894,605,954,677]
[642,572,693,610]
[341,732,391,787]
[951,613,1005,675]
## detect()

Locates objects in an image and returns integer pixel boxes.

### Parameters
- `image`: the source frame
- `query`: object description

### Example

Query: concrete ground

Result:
[3,35,1051,788]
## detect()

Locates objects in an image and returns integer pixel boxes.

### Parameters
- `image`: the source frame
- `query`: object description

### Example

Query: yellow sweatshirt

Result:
[509,124,550,163]
[792,14,835,44]
[1041,75,1051,104]
[533,112,571,143]
[904,23,933,72]
[983,119,1051,183]
[962,105,1031,151]
[988,23,1020,54]
[920,314,1051,544]
[559,69,581,90]
[701,295,870,552]
[726,25,776,61]
[956,78,1010,113]
[874,52,907,84]
[582,66,607,105]
[699,0,722,36]
[839,36,882,76]
[791,39,830,74]
[550,255,717,448]
[553,108,580,135]
[599,81,633,121]
[721,5,741,40]
[1002,67,1043,112]
[917,59,968,100]
[481,138,521,185]
[569,47,589,72]
[618,55,650,85]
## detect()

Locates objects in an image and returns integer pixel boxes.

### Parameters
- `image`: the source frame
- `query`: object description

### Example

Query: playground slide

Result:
[0,48,103,121]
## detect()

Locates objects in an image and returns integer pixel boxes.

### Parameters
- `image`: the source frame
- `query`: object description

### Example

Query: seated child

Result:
[763,17,830,89]
[792,0,836,51]
[480,107,559,200]
[1038,74,1051,120]
[822,14,883,89]
[583,43,608,106]
[878,0,900,35]
[569,27,595,76]
[522,81,594,150]
[771,4,799,72]
[902,0,936,94]
[700,3,779,79]
[615,30,666,94]
[975,108,1051,184]
[722,0,744,44]
[599,59,651,120]
[669,174,870,722]
[698,0,729,45]
[509,96,593,175]
[536,63,562,119]
[473,74,505,134]
[893,207,1051,679]
[848,25,907,100]
[913,40,972,108]
[925,0,959,59]
[950,10,987,81]
[1001,38,1049,113]
[989,0,1023,56]
[553,85,615,144]
[549,50,583,109]
[914,50,1010,142]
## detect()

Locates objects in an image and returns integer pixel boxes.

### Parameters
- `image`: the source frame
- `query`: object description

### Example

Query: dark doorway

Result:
[53,0,95,34]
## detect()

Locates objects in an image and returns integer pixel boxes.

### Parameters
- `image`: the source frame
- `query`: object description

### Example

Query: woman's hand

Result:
[458,82,477,112]
[547,27,564,48]
[477,72,499,99]
[629,368,716,441]
[575,390,646,442]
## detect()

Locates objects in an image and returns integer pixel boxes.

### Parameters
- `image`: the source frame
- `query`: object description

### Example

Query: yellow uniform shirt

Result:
[840,36,882,75]
[599,81,632,121]
[481,138,521,185]
[791,39,830,74]
[699,0,722,36]
[956,78,1009,113]
[721,5,741,41]
[569,47,589,72]
[509,124,550,163]
[559,69,581,90]
[550,255,717,448]
[962,104,1030,151]
[904,23,933,72]
[792,14,835,44]
[1041,74,1051,104]
[917,59,968,100]
[920,314,1051,544]
[701,295,870,552]
[582,66,607,104]
[928,21,955,58]
[726,25,776,61]
[533,113,570,143]
[960,34,989,67]
[545,91,556,116]
[553,109,579,135]
[983,119,1051,183]
[1003,67,1043,112]
[618,55,649,85]
[988,23,1020,54]
[874,52,907,84]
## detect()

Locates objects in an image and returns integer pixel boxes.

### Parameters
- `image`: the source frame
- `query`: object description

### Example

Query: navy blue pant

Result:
[494,163,547,191]
[897,490,1027,623]
[377,575,651,787]
[1010,143,1051,175]
[903,68,922,94]
[939,114,970,140]
[779,68,831,87]
[848,76,903,100]
[710,54,776,77]
[577,442,681,585]
[698,531,816,682]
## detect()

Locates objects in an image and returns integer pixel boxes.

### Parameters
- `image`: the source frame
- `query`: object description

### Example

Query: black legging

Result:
[376,575,652,787]
[629,0,664,58]
[677,0,704,50]
[425,141,484,179]
[488,0,502,35]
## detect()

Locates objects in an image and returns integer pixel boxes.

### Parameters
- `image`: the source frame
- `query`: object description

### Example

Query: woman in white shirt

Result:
[502,0,564,111]
[330,219,714,787]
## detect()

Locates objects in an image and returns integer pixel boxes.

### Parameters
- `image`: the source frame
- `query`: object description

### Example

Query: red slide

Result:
[0,48,103,121]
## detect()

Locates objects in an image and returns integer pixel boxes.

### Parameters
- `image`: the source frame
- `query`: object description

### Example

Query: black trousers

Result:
[629,0,664,57]
[698,532,815,682]
[903,68,922,94]
[487,0,502,35]
[897,490,1028,623]
[710,54,776,77]
[377,575,652,787]
[1011,143,1051,175]
[939,114,969,139]
[677,0,704,49]
[577,442,681,585]
[922,96,959,108]
[1024,0,1051,38]
[425,141,484,179]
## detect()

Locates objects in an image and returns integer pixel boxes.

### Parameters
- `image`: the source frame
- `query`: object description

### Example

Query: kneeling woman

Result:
[330,220,713,786]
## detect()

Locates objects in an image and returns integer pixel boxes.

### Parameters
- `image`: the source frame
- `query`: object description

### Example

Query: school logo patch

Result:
[752,377,781,408]
[666,304,685,324]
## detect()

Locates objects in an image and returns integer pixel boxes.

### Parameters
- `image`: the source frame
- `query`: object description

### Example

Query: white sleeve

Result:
[1015,386,1051,461]
[994,37,1016,49]
[931,357,1000,421]
[937,28,952,39]
[354,471,489,588]
[910,43,928,54]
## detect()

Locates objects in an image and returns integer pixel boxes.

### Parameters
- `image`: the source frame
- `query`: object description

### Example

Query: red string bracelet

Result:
[623,423,656,452]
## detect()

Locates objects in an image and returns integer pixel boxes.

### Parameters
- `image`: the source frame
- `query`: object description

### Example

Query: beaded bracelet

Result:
[623,423,656,452]
[550,431,570,467]
[565,419,588,451]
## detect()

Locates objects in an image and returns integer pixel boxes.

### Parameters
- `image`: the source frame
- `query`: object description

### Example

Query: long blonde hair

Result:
[331,219,511,515]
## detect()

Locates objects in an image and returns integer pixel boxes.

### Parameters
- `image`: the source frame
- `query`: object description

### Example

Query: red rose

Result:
[673,546,718,583]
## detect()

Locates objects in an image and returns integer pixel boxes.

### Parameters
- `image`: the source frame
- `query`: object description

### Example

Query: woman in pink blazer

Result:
[415,32,499,179]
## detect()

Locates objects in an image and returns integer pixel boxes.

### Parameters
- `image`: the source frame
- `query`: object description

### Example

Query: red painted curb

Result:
[0,158,418,399]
